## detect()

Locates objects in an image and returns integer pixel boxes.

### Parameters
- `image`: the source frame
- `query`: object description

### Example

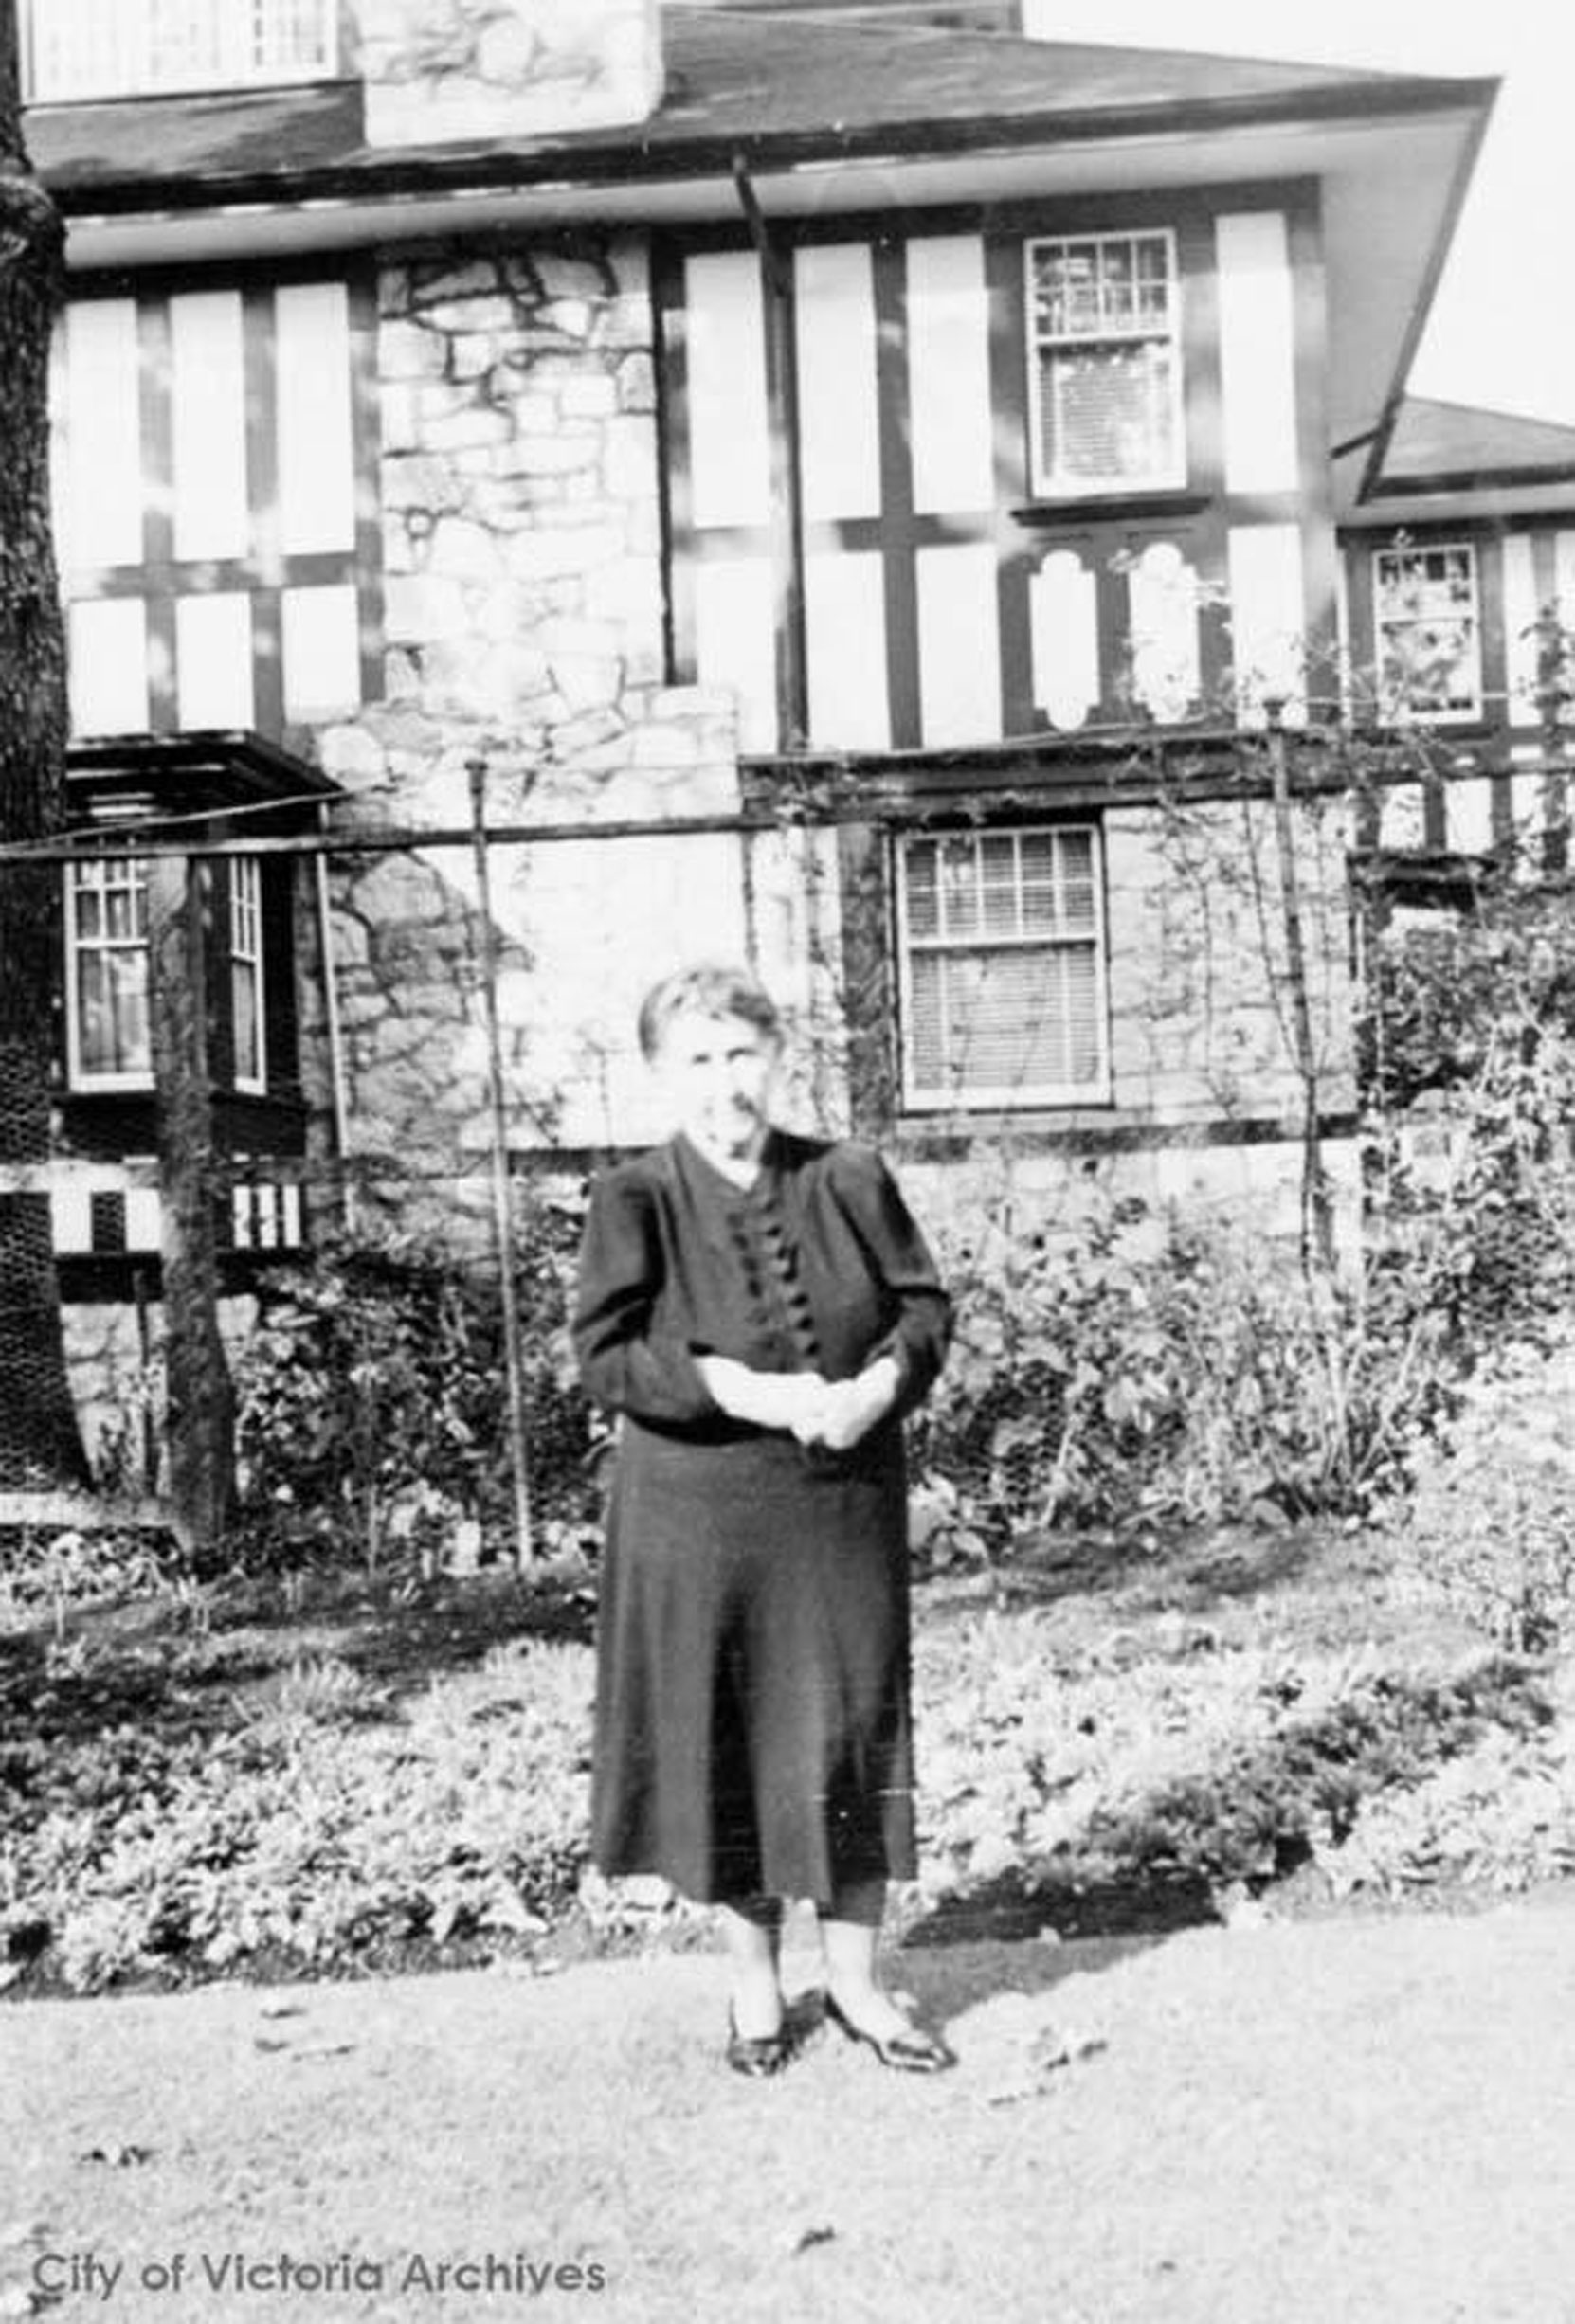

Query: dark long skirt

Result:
[590,1418,916,1905]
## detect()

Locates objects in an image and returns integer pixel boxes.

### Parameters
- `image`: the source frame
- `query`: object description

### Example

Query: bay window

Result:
[64,855,272,1095]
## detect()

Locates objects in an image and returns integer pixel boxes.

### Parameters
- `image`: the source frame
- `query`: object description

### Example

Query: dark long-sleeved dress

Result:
[572,1128,950,1906]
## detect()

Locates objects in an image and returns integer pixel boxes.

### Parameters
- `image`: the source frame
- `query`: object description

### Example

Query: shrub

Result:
[0,1527,172,1625]
[232,1207,601,1572]
[914,1194,1406,1548]
[1393,1335,1575,1653]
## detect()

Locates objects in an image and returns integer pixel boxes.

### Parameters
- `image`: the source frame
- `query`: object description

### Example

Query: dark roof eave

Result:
[1361,462,1575,500]
[41,71,1498,220]
[66,729,341,802]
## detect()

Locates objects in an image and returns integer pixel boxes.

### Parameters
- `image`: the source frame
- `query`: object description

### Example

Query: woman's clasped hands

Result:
[697,1354,900,1452]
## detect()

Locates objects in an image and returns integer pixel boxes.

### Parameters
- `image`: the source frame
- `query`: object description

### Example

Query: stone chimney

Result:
[353,0,665,149]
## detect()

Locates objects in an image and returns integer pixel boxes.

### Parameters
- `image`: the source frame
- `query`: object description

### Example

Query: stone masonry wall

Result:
[300,232,750,1230]
[1104,793,1356,1126]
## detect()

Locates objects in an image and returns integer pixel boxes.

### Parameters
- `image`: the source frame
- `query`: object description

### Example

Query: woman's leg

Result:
[717,1895,784,2039]
[820,1879,914,2041]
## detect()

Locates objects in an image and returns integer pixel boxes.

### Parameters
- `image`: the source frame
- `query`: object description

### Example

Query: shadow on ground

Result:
[922,1522,1323,1628]
[0,1564,596,1754]
[902,1866,1222,1950]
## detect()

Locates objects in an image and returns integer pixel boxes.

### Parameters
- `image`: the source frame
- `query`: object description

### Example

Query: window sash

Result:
[1374,544,1482,722]
[66,857,152,1090]
[896,827,1110,1108]
[229,856,266,1094]
[1025,231,1184,496]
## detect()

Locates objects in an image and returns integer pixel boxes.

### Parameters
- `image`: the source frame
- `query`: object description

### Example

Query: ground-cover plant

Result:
[1320,1688,1575,1901]
[1,1638,593,1992]
[912,1599,1548,1926]
[1,1526,1555,1995]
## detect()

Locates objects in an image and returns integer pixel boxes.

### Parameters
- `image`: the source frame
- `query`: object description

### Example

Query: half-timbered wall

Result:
[660,185,1336,756]
[50,271,381,744]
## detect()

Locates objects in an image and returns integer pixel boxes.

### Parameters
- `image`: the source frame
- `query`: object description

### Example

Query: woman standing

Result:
[572,964,953,2076]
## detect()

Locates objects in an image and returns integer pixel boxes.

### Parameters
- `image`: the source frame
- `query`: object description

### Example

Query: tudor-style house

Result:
[17,0,1569,1463]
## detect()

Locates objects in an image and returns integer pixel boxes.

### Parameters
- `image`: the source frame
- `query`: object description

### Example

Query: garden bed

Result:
[1,1522,1566,1999]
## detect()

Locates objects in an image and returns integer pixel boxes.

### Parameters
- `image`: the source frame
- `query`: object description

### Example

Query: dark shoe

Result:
[823,1991,956,2074]
[725,2008,791,2078]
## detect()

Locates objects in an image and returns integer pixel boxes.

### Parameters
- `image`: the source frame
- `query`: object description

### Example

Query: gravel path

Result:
[7,1893,1575,2324]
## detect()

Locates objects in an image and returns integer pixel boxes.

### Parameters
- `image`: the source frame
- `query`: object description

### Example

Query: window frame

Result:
[1372,541,1484,726]
[1023,228,1186,501]
[64,855,153,1095]
[63,851,273,1098]
[228,856,267,1097]
[24,0,339,104]
[894,820,1112,1111]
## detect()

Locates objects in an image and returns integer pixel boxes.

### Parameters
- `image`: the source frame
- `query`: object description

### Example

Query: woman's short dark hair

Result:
[637,964,783,1062]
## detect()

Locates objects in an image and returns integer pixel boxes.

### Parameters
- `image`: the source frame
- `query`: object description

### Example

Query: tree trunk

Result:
[148,854,235,1556]
[0,3,90,1490]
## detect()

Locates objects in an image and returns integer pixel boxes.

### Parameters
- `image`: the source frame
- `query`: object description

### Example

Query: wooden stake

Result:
[468,760,534,1570]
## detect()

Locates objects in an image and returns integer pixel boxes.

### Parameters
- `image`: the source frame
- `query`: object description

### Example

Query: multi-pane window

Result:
[1025,231,1184,496]
[896,827,1108,1108]
[1374,544,1482,722]
[65,858,152,1090]
[63,856,270,1094]
[230,857,266,1094]
[25,0,336,102]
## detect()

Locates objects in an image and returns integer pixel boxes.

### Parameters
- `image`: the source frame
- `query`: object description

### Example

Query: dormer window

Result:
[24,0,337,104]
[1025,230,1185,497]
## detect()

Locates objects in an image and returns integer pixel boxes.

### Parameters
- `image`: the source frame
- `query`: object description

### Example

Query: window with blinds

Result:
[896,826,1109,1108]
[25,0,336,101]
[1025,232,1183,497]
[1374,544,1482,722]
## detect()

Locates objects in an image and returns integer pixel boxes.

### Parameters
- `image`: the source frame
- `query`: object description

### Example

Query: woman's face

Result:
[654,1008,779,1164]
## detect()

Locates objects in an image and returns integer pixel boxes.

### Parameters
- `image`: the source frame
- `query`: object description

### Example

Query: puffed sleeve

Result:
[571,1165,721,1426]
[831,1144,951,1417]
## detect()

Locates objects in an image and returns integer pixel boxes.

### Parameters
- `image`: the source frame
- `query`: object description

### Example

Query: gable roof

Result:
[1377,395,1575,493]
[26,8,1486,214]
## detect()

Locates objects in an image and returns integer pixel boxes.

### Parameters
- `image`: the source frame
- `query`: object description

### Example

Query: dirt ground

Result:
[8,1888,1575,2324]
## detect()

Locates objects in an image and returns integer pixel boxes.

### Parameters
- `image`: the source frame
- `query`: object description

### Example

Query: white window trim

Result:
[895,824,1112,1110]
[64,856,152,1095]
[229,856,267,1097]
[1023,228,1186,501]
[1372,541,1484,727]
